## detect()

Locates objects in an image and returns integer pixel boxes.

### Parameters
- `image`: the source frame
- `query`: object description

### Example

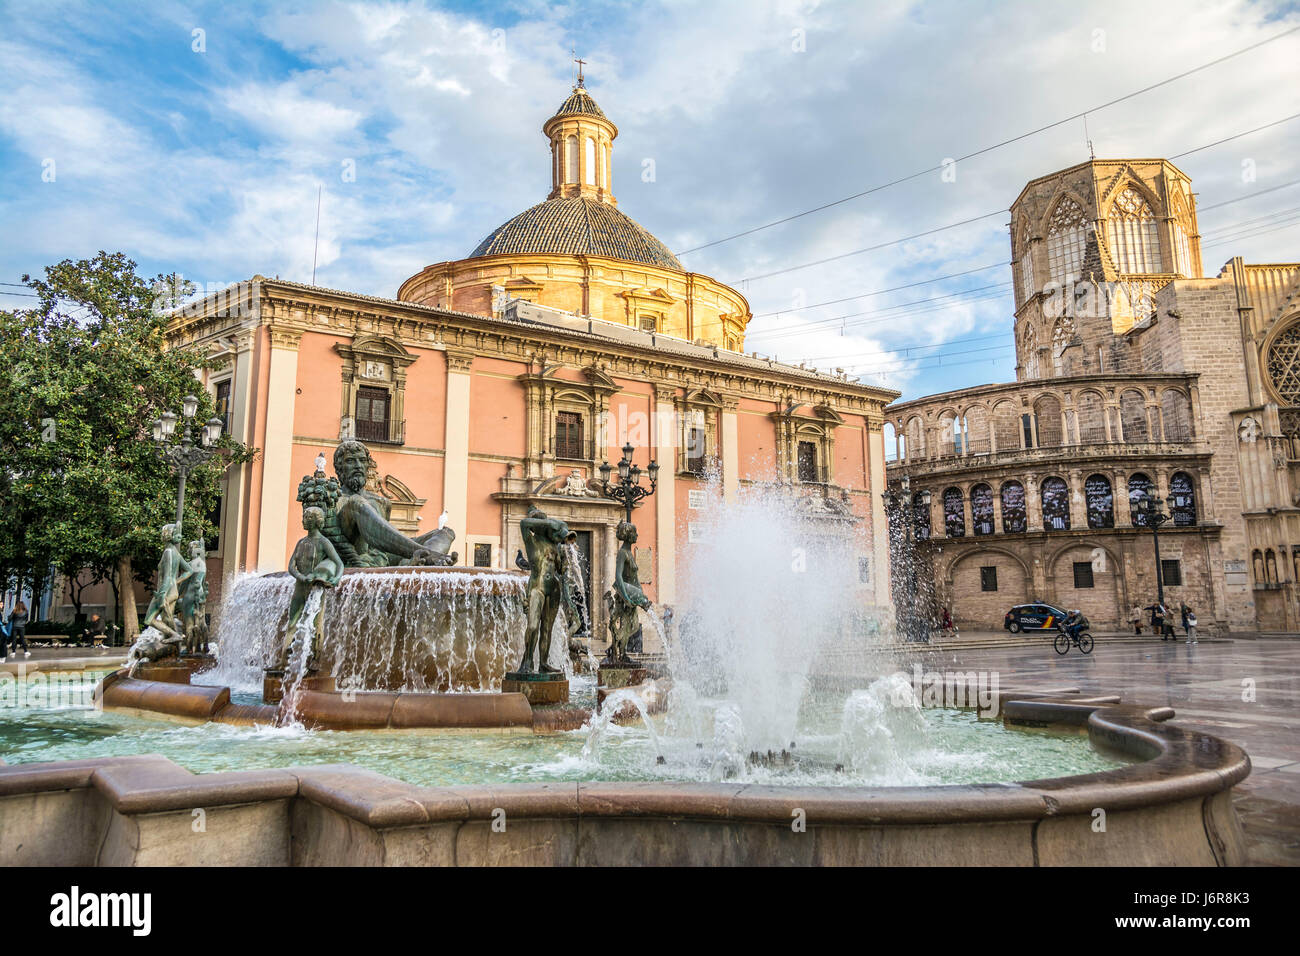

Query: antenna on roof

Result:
[1083,113,1096,160]
[311,184,323,285]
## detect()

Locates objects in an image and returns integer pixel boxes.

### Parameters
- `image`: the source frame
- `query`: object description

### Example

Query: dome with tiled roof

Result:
[469,196,682,270]
[553,83,607,120]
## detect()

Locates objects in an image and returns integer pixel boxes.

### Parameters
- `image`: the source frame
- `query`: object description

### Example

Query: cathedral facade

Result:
[154,79,898,645]
[886,159,1300,633]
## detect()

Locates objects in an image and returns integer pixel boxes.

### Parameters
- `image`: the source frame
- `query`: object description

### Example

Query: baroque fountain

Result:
[0,438,1253,866]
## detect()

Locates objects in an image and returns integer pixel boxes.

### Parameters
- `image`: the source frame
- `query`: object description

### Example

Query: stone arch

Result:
[904,415,925,460]
[1119,389,1148,442]
[1034,393,1063,447]
[943,546,1030,627]
[1075,388,1107,444]
[1047,540,1124,627]
[1160,388,1193,441]
[964,403,991,455]
[992,399,1021,451]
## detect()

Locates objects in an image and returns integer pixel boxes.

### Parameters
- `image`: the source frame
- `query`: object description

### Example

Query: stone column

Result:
[256,327,302,571]
[1027,476,1043,532]
[223,329,256,573]
[443,350,474,540]
[721,398,740,505]
[868,415,891,605]
[1114,470,1131,528]
[1068,470,1085,530]
[991,485,1004,533]
[654,386,677,605]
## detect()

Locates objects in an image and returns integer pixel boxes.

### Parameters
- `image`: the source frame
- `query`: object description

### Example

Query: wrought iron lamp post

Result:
[598,442,659,524]
[1137,493,1172,606]
[883,475,932,643]
[151,394,226,524]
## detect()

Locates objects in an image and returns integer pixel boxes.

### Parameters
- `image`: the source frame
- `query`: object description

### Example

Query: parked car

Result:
[1004,603,1069,633]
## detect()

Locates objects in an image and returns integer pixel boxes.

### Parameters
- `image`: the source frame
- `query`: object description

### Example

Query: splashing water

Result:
[666,478,891,753]
[275,586,323,728]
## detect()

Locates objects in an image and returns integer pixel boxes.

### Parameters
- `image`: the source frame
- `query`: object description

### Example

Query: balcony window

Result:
[797,441,819,482]
[1001,481,1027,533]
[1041,476,1070,531]
[556,411,586,460]
[355,386,390,443]
[1085,474,1114,529]
[1169,472,1197,526]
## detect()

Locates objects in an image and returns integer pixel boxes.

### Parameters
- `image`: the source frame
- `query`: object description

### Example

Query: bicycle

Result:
[1053,627,1094,655]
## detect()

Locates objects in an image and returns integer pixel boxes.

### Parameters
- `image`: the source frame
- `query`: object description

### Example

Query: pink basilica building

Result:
[145,79,898,643]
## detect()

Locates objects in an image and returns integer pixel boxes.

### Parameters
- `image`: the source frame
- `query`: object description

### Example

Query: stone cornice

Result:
[167,279,898,418]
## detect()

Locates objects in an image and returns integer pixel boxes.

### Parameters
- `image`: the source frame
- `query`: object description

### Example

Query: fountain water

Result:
[663,479,888,756]
[206,566,528,695]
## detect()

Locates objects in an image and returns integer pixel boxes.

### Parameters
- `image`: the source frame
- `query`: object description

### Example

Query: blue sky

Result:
[2,0,1298,401]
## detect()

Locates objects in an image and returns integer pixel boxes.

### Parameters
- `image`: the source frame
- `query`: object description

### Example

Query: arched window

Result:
[884,422,899,462]
[1041,476,1070,531]
[965,406,990,455]
[1001,481,1027,533]
[992,401,1021,451]
[1161,390,1192,441]
[905,416,925,460]
[1169,472,1197,526]
[584,136,596,186]
[1085,474,1114,529]
[1266,323,1300,405]
[971,484,994,535]
[565,135,579,183]
[1034,394,1063,447]
[1129,472,1153,527]
[943,487,965,537]
[1022,323,1040,379]
[1051,316,1076,376]
[1046,196,1087,286]
[1077,391,1106,443]
[939,412,961,457]
[1120,390,1148,442]
[1107,186,1161,274]
[1017,224,1035,303]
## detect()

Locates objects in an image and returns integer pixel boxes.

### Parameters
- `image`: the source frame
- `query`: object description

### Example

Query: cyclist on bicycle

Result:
[1061,609,1089,643]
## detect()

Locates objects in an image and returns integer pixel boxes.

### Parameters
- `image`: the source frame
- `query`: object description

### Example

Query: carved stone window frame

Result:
[519,360,617,477]
[674,387,723,477]
[772,401,843,486]
[335,334,417,445]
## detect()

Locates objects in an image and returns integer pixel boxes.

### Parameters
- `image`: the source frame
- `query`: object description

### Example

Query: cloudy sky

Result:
[2,0,1298,400]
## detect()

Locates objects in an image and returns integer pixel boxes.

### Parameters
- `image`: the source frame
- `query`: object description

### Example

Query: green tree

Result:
[0,252,256,638]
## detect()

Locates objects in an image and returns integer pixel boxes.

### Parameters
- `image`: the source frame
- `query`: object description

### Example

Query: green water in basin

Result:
[0,671,1128,788]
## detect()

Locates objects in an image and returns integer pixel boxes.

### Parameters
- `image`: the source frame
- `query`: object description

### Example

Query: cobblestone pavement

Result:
[918,637,1300,866]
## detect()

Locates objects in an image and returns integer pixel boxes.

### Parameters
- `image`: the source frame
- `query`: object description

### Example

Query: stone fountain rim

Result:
[0,694,1250,828]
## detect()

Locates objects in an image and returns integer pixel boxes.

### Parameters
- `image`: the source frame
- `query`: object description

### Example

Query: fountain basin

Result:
[0,696,1248,866]
[211,566,528,695]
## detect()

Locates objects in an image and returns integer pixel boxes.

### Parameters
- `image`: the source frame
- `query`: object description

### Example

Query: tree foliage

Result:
[0,252,256,619]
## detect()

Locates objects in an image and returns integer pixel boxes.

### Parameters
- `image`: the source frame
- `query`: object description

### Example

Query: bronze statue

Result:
[516,505,576,675]
[604,521,651,665]
[310,440,457,567]
[277,506,345,669]
[179,539,209,655]
[141,523,192,642]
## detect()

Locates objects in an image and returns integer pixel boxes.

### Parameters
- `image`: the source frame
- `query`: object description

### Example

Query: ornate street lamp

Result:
[883,474,932,643]
[1137,493,1172,606]
[598,441,658,524]
[151,395,227,524]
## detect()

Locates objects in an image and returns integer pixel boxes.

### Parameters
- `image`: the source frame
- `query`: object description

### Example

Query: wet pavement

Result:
[924,637,1300,866]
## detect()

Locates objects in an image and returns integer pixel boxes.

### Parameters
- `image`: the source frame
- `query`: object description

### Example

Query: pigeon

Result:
[515,549,531,571]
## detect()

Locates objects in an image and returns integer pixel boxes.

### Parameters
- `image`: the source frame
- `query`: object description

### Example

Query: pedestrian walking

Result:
[3,601,30,661]
[1129,603,1143,635]
[1146,601,1168,641]
[1181,603,1198,644]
